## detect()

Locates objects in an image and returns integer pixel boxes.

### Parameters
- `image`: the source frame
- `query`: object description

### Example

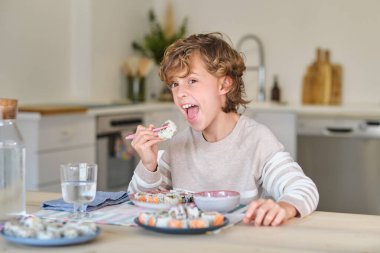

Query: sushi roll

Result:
[201,212,225,227]
[146,194,160,204]
[156,193,166,203]
[168,219,187,229]
[188,218,208,229]
[155,212,171,228]
[138,212,156,226]
[19,215,44,231]
[62,227,80,238]
[185,204,200,219]
[4,222,36,238]
[157,120,177,140]
[37,230,59,240]
[76,221,97,235]
[45,220,65,235]
[135,192,147,202]
[64,221,97,235]
[164,193,181,205]
[168,205,186,220]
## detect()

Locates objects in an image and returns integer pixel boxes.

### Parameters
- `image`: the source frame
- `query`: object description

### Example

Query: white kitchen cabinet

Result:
[17,113,96,192]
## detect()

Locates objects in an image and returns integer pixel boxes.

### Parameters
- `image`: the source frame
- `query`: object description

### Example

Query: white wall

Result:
[0,0,151,104]
[0,0,71,103]
[1,0,380,106]
[154,0,380,106]
[91,0,151,102]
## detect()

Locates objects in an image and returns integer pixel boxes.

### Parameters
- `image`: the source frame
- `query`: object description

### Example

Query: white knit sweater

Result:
[128,115,319,217]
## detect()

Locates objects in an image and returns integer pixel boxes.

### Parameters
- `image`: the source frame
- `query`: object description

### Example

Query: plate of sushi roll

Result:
[0,215,100,246]
[130,190,193,210]
[134,204,229,234]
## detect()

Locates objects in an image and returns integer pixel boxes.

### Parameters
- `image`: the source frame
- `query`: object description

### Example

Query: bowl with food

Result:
[193,190,240,213]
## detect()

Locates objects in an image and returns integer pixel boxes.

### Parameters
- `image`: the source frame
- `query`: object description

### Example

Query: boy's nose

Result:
[175,83,189,98]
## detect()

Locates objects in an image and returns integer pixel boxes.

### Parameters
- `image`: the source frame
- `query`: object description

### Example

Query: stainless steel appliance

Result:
[96,114,142,191]
[297,116,380,215]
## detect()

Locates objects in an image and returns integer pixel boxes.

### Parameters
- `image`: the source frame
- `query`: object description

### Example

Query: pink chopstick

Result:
[125,125,168,140]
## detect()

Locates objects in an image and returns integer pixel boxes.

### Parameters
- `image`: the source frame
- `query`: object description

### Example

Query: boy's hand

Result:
[243,199,298,226]
[130,124,164,171]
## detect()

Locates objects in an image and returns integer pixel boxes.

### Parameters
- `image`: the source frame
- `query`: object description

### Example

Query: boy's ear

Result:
[219,76,233,95]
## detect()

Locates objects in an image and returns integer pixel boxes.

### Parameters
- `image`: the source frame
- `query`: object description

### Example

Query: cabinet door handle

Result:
[326,127,353,133]
[366,120,380,126]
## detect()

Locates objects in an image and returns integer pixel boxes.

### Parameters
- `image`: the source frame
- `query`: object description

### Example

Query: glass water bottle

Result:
[0,98,26,220]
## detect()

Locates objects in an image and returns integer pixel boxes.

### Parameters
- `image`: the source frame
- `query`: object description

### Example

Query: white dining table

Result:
[1,191,380,253]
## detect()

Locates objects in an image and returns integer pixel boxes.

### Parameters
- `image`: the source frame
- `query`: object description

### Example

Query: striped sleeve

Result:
[127,151,173,194]
[258,151,319,217]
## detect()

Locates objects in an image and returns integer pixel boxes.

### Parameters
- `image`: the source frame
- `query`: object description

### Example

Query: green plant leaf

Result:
[131,9,187,65]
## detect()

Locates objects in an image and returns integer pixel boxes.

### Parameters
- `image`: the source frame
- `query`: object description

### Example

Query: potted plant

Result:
[132,9,187,65]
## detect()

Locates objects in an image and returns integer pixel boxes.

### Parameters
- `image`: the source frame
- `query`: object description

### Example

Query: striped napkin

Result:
[41,191,129,212]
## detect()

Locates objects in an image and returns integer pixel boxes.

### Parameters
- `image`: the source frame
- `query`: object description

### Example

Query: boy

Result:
[128,33,318,226]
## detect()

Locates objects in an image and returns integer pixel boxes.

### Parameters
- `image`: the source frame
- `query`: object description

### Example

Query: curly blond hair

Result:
[159,32,249,113]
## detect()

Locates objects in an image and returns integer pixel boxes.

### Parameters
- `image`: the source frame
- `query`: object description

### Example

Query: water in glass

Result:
[61,181,96,204]
[60,163,97,219]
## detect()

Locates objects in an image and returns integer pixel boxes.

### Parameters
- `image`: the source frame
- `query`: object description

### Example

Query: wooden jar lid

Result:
[0,98,18,119]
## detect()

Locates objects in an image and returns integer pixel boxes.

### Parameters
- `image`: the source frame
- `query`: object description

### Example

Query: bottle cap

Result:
[0,98,18,120]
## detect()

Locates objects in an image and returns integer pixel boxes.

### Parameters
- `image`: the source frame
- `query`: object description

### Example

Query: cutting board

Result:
[302,49,342,105]
[19,105,87,115]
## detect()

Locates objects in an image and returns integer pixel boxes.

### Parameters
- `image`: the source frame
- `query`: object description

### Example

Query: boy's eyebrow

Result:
[170,71,199,81]
[188,71,200,77]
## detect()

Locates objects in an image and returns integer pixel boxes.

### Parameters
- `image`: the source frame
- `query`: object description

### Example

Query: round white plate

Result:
[130,195,174,210]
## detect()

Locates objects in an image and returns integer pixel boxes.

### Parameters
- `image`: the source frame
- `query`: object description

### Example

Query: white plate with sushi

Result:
[0,227,101,247]
[130,191,192,210]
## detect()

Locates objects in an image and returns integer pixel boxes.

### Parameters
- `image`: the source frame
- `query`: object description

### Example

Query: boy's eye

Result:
[168,82,178,89]
[188,79,197,85]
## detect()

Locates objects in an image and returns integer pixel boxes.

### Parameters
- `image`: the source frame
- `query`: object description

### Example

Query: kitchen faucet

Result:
[237,34,266,102]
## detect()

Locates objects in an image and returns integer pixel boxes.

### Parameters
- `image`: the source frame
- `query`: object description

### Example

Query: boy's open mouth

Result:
[182,103,199,121]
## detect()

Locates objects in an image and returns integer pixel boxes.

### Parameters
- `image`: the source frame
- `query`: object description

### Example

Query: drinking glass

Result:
[60,163,97,219]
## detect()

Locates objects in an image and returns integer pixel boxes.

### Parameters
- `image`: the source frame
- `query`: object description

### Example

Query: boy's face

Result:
[169,53,230,131]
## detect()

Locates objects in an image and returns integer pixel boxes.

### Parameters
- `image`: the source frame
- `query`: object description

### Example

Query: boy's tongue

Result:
[187,106,199,121]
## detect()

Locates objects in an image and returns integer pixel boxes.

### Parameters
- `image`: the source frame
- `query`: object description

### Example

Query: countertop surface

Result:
[1,191,380,252]
[18,101,380,119]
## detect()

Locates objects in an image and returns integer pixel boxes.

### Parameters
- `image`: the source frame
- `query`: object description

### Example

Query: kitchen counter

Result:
[1,191,380,252]
[18,101,380,119]
[88,102,380,119]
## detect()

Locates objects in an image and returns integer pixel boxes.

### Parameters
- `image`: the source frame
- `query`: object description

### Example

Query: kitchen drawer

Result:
[39,114,95,151]
[38,145,95,185]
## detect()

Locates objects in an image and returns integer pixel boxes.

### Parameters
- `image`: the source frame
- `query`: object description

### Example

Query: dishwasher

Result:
[96,114,142,191]
[297,116,380,215]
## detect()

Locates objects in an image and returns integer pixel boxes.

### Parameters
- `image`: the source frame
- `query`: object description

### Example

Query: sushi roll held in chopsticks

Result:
[157,120,177,140]
[125,120,177,141]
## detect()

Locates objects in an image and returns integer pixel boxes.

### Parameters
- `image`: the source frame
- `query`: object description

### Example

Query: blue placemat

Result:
[41,191,129,212]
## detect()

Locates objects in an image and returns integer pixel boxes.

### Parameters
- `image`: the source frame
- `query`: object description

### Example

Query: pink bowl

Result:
[194,190,240,213]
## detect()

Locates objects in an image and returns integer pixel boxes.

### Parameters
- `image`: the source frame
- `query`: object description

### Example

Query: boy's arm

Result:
[127,151,173,193]
[259,151,319,217]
